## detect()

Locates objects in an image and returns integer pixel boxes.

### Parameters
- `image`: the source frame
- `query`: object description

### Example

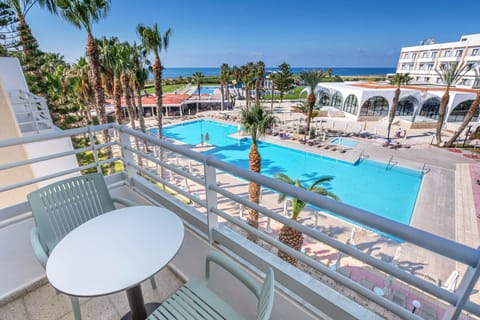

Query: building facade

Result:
[396,34,480,88]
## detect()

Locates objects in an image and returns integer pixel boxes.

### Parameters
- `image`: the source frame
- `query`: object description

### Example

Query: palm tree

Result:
[193,71,203,100]
[446,71,480,147]
[292,101,318,121]
[136,23,171,140]
[130,43,149,133]
[435,62,468,144]
[387,73,412,139]
[240,103,276,239]
[220,63,229,111]
[274,173,339,265]
[70,57,95,123]
[242,62,255,108]
[254,61,265,104]
[56,0,111,142]
[231,65,241,97]
[300,70,326,139]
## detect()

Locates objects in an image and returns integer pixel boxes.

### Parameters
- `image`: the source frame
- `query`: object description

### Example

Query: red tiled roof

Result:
[106,93,191,107]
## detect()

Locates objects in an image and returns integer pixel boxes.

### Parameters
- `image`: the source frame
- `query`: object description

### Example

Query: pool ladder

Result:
[386,156,398,170]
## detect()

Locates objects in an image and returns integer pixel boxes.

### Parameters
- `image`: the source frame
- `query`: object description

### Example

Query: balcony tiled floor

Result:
[0,268,183,320]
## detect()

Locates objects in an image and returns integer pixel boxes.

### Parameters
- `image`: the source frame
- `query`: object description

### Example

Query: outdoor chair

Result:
[27,173,157,320]
[148,251,275,320]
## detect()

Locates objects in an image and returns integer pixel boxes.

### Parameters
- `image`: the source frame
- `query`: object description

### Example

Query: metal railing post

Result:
[204,157,218,243]
[88,126,102,174]
[444,249,480,319]
[118,128,136,184]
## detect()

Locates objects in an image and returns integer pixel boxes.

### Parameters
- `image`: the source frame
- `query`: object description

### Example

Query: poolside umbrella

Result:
[349,227,357,247]
[283,199,289,216]
[383,275,393,297]
[393,246,402,265]
[189,161,193,173]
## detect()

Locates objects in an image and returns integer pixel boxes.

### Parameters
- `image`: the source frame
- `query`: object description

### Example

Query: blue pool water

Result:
[331,137,359,148]
[151,120,422,225]
[193,86,218,95]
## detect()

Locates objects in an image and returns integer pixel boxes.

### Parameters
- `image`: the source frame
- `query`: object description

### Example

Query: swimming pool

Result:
[330,137,358,148]
[151,120,422,225]
[193,86,219,95]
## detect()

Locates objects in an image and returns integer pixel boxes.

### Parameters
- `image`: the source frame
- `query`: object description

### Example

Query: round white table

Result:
[46,206,184,320]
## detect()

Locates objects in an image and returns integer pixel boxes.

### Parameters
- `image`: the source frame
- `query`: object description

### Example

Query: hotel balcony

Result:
[464,55,480,62]
[1,124,480,320]
[438,56,462,62]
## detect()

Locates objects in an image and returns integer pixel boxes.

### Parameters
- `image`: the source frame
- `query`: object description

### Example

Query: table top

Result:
[46,206,184,297]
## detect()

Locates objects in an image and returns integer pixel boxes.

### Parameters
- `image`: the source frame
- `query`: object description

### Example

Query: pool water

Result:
[331,137,359,148]
[193,86,218,95]
[151,120,422,225]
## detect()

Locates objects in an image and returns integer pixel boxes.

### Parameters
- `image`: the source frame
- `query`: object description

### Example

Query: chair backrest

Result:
[27,173,115,254]
[205,251,275,320]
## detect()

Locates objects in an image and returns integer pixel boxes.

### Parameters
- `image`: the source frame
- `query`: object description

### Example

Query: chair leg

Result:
[150,277,157,290]
[70,296,82,320]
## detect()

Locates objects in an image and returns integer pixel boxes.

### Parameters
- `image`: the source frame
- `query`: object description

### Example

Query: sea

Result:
[161,67,396,79]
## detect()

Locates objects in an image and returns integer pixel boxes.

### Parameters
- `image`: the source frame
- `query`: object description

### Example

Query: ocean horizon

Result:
[160,67,396,79]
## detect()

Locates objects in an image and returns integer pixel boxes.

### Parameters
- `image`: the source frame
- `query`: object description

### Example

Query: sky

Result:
[25,0,480,68]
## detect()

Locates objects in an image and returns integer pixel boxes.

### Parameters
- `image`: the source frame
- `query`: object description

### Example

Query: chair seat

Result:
[148,279,245,320]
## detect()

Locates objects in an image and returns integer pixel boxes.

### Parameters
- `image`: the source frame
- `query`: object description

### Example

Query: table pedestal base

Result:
[120,303,160,320]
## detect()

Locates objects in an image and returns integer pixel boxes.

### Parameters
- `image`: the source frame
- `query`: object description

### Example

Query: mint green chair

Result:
[27,173,156,320]
[148,251,275,320]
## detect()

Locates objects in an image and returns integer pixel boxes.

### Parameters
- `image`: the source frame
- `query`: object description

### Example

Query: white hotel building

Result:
[397,34,480,88]
[312,34,480,127]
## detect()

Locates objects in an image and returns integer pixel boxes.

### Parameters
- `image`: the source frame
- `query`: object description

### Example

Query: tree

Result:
[387,73,412,139]
[230,65,241,97]
[291,100,318,120]
[0,2,19,55]
[240,103,276,239]
[192,71,203,100]
[130,43,149,133]
[136,23,171,140]
[435,62,468,144]
[300,70,325,139]
[56,0,111,143]
[254,60,265,104]
[446,71,480,147]
[273,62,294,102]
[274,173,339,265]
[242,62,255,108]
[220,63,229,111]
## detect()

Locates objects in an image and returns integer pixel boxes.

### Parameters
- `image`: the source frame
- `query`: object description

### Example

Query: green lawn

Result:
[144,84,187,94]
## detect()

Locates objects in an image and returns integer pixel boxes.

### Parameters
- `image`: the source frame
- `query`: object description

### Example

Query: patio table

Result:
[46,206,184,320]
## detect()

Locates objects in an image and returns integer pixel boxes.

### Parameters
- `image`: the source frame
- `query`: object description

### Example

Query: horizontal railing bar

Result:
[126,161,206,208]
[211,183,460,306]
[125,145,204,186]
[211,208,422,320]
[117,125,208,164]
[205,156,479,267]
[0,123,113,148]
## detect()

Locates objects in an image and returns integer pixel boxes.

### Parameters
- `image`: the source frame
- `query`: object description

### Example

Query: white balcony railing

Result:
[1,123,480,320]
[8,89,54,135]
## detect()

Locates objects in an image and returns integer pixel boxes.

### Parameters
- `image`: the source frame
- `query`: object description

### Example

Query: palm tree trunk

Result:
[446,91,480,147]
[86,32,107,142]
[278,225,303,266]
[113,76,123,124]
[305,93,315,139]
[153,56,166,185]
[137,88,146,133]
[255,79,260,104]
[387,87,400,140]
[247,142,261,240]
[220,82,225,112]
[270,82,274,113]
[226,84,230,108]
[435,89,450,144]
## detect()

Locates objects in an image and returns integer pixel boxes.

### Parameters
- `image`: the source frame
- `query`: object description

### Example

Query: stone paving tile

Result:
[0,297,29,320]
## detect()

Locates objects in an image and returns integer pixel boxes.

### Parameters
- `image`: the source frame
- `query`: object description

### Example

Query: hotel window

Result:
[427,64,434,70]
[425,77,430,82]
[409,64,414,70]
[419,63,425,70]
[422,52,428,58]
[472,48,480,56]
[443,50,451,57]
[455,49,463,57]
[412,53,417,59]
[403,52,409,59]
[431,51,438,58]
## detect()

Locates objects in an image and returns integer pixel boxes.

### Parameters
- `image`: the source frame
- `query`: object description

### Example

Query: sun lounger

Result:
[391,290,406,307]
[420,304,437,320]
[360,278,374,290]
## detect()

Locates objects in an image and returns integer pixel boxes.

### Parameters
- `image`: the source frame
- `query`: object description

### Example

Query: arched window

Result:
[397,96,418,116]
[418,97,441,120]
[343,94,358,115]
[316,91,330,106]
[447,100,478,122]
[331,92,343,107]
[359,96,389,116]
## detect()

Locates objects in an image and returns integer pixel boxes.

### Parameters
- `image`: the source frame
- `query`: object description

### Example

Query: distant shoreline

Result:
[156,67,395,79]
